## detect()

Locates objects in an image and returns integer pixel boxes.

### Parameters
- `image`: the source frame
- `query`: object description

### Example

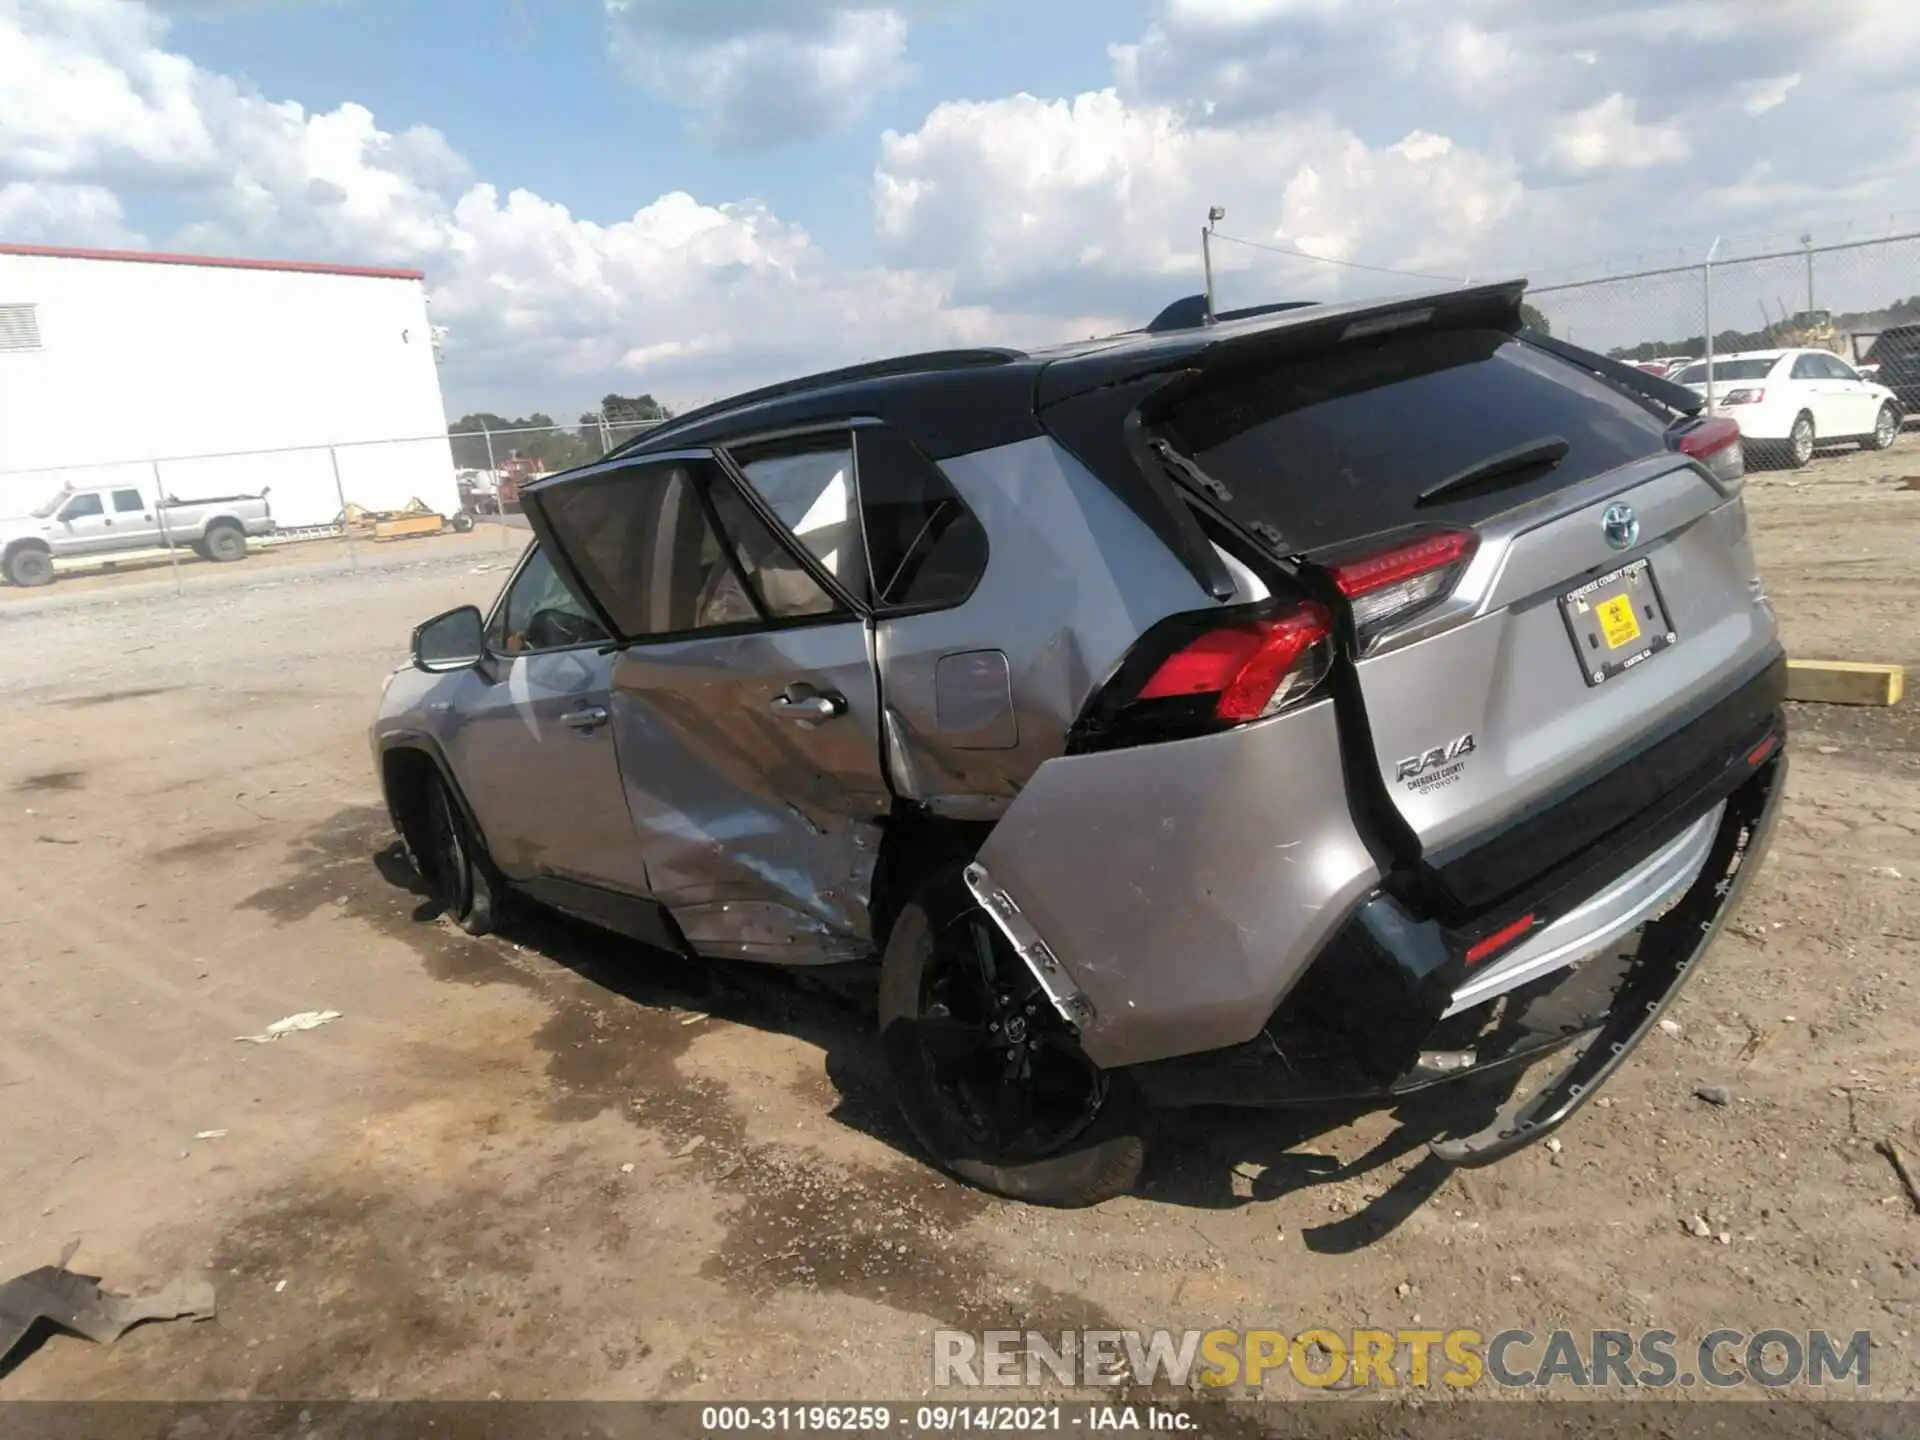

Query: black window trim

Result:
[713,414,990,621]
[521,444,864,648]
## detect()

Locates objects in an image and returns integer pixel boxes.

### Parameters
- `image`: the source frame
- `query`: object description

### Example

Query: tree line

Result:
[448,394,671,472]
[1603,295,1920,364]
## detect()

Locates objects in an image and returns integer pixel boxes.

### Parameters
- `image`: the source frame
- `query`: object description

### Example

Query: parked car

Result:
[1669,348,1901,468]
[373,282,1786,1206]
[1,481,274,587]
[1853,324,1920,422]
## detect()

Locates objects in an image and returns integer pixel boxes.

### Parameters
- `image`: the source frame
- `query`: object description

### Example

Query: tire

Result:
[4,545,54,588]
[1867,403,1900,452]
[878,865,1150,1207]
[204,522,248,562]
[418,772,507,936]
[1785,412,1815,470]
[451,512,476,534]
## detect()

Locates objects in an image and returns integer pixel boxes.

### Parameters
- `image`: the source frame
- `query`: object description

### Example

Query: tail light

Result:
[1322,528,1477,646]
[1067,601,1334,753]
[1721,387,1765,405]
[1671,415,1745,489]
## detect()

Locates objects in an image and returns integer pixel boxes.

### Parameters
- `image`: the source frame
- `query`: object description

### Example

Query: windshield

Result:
[1673,358,1776,385]
[29,491,69,518]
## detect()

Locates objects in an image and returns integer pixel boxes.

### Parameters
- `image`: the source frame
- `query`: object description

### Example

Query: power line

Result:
[1208,230,1467,284]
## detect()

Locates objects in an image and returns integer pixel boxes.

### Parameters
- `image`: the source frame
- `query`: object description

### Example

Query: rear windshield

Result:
[1671,358,1774,384]
[1155,329,1671,554]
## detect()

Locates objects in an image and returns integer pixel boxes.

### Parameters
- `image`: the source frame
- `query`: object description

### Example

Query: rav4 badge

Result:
[1396,734,1476,791]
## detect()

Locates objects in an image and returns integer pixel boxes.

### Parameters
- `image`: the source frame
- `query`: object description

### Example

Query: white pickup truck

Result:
[1,481,276,587]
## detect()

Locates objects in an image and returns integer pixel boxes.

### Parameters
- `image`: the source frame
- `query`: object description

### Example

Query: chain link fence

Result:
[0,420,670,598]
[1527,231,1920,398]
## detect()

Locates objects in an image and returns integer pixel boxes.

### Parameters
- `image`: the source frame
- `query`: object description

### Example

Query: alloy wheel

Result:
[912,909,1106,1162]
[1791,417,1814,467]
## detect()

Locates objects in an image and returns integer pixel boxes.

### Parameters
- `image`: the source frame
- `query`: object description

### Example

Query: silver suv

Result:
[372,283,1787,1207]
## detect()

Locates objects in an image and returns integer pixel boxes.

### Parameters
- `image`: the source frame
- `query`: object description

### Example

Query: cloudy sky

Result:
[5,0,1918,418]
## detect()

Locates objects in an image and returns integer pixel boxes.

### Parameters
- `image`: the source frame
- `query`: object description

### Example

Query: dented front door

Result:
[519,449,891,964]
[608,627,888,962]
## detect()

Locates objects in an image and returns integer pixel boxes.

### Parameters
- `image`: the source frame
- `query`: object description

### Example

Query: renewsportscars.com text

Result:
[933,1328,1872,1391]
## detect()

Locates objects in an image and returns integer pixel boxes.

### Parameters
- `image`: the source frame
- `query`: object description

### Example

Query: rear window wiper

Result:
[1416,435,1570,507]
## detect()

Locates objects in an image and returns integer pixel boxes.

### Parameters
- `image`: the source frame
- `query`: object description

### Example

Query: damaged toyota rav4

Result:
[372,282,1787,1207]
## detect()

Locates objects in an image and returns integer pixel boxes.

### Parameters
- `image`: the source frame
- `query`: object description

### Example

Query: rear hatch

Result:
[1116,305,1778,910]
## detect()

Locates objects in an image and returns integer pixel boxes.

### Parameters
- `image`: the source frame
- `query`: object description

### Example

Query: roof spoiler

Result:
[1145,296,1320,333]
[1043,280,1530,409]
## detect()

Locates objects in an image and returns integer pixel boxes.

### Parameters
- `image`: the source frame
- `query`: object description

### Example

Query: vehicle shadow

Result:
[380,841,1518,1244]
[376,842,918,1149]
[1140,1076,1523,1252]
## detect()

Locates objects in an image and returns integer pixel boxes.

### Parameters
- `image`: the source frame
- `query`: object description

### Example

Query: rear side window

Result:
[112,489,144,513]
[855,426,988,611]
[733,437,868,604]
[1155,329,1673,554]
[537,458,843,640]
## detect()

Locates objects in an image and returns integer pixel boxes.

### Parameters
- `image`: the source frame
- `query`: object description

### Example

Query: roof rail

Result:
[610,347,1025,456]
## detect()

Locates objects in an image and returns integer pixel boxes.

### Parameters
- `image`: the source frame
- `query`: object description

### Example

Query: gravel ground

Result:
[2,436,1918,1406]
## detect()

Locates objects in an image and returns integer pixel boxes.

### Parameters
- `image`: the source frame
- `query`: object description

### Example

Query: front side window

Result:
[535,456,844,641]
[60,493,103,520]
[490,545,609,654]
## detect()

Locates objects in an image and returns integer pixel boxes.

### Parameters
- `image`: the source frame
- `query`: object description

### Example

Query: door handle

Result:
[560,706,610,732]
[768,689,848,724]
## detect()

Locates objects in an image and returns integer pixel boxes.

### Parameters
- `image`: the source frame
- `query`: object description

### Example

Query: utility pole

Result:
[1703,237,1722,409]
[1202,206,1225,323]
[1801,233,1815,313]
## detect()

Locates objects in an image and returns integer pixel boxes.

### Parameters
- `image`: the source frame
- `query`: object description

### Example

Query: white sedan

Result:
[1671,348,1902,469]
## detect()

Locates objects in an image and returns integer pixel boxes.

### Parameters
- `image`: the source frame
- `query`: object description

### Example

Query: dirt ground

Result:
[4,435,1920,1406]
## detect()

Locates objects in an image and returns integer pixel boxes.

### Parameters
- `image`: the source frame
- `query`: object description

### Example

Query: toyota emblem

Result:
[1602,503,1640,551]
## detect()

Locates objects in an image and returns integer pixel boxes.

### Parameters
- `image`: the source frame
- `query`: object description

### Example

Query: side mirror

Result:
[412,605,487,673]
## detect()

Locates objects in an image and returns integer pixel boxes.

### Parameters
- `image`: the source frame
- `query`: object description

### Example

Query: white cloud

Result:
[604,1,973,151]
[1735,73,1801,116]
[876,90,1521,314]
[0,180,144,245]
[1543,93,1690,175]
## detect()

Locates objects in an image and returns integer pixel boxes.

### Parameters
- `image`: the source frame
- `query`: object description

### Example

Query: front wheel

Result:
[879,866,1150,1207]
[1867,403,1901,452]
[418,773,507,936]
[4,545,54,587]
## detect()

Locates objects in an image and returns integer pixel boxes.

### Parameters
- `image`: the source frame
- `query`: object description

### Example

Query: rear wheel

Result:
[1784,412,1815,469]
[204,522,248,562]
[4,545,54,587]
[1867,403,1900,451]
[418,772,506,936]
[879,866,1149,1207]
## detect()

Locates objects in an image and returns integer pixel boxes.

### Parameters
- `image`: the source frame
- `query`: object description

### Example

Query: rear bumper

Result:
[1126,657,1787,1136]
